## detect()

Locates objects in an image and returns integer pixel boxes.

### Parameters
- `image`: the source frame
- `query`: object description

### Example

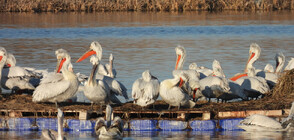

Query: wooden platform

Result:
[0,108,290,121]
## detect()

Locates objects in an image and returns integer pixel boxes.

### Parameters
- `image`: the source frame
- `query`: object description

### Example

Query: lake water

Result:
[0,11,294,139]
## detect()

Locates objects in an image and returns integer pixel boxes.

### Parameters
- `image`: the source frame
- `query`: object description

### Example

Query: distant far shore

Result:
[0,0,293,12]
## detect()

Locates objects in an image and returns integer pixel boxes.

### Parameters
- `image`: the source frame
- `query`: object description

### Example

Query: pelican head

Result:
[175,45,186,70]
[142,70,152,82]
[212,59,226,77]
[189,62,198,70]
[264,64,274,73]
[245,43,261,73]
[55,49,71,73]
[109,53,114,61]
[5,53,16,67]
[275,52,285,73]
[76,41,102,63]
[106,105,113,128]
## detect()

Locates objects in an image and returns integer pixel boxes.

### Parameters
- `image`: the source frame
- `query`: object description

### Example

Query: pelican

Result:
[41,108,66,140]
[32,49,79,107]
[189,62,213,79]
[256,52,285,88]
[284,58,294,71]
[95,105,124,139]
[264,64,274,73]
[230,43,261,81]
[84,56,110,110]
[2,53,48,93]
[238,101,294,131]
[0,47,8,93]
[98,53,117,78]
[235,67,270,99]
[211,60,247,102]
[76,41,128,103]
[132,70,160,107]
[274,52,285,73]
[198,74,230,102]
[159,72,196,109]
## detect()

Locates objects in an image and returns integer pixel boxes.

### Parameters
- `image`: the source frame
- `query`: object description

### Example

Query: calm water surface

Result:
[0,11,294,139]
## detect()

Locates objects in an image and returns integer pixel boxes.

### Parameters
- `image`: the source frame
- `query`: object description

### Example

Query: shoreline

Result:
[0,0,293,12]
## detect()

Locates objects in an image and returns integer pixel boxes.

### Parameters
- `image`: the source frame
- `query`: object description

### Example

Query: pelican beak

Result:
[76,49,96,63]
[193,88,198,101]
[0,56,2,62]
[179,77,184,87]
[56,57,66,73]
[245,52,255,73]
[175,54,181,70]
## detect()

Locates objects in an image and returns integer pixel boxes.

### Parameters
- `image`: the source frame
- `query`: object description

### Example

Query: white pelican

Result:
[230,43,261,81]
[235,67,270,99]
[32,49,79,107]
[284,58,294,71]
[132,70,160,107]
[238,101,294,131]
[98,53,117,78]
[41,108,66,140]
[2,53,48,93]
[198,75,230,102]
[264,64,274,73]
[76,41,128,103]
[173,45,201,101]
[274,52,285,73]
[159,72,195,109]
[95,105,124,139]
[211,59,247,102]
[84,56,110,110]
[0,47,8,93]
[189,62,213,79]
[256,52,285,88]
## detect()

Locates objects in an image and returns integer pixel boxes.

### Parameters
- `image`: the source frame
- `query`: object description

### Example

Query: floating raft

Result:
[0,108,290,131]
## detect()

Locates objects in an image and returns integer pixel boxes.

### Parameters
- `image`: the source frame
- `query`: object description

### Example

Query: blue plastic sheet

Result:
[129,120,158,131]
[219,118,244,131]
[159,120,187,131]
[189,120,216,131]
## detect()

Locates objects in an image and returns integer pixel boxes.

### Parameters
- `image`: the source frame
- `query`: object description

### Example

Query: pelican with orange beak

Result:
[230,43,261,81]
[76,41,128,103]
[33,49,79,108]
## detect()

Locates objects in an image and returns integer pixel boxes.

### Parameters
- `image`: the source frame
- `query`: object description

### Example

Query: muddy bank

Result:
[0,0,293,12]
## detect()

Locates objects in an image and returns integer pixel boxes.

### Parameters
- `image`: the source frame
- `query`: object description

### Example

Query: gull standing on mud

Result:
[95,105,124,139]
[76,41,128,103]
[132,70,160,107]
[32,49,79,107]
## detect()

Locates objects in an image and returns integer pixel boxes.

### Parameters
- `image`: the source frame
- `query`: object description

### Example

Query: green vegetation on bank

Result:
[0,0,293,12]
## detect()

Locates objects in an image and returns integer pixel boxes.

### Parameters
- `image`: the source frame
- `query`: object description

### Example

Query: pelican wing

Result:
[32,80,70,102]
[2,66,33,78]
[131,78,143,100]
[240,114,282,129]
[40,72,64,84]
[98,64,108,76]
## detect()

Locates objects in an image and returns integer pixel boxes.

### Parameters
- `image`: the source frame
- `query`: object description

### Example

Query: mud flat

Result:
[0,0,293,12]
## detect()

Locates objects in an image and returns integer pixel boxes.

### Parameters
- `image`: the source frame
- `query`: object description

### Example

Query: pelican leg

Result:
[55,102,58,109]
[97,103,103,115]
[177,106,180,110]
[91,102,94,111]
[168,105,171,110]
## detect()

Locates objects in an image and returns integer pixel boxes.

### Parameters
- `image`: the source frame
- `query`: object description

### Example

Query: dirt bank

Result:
[0,0,293,12]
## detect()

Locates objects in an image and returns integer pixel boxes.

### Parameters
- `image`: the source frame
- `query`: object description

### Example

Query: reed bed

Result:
[0,0,293,12]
